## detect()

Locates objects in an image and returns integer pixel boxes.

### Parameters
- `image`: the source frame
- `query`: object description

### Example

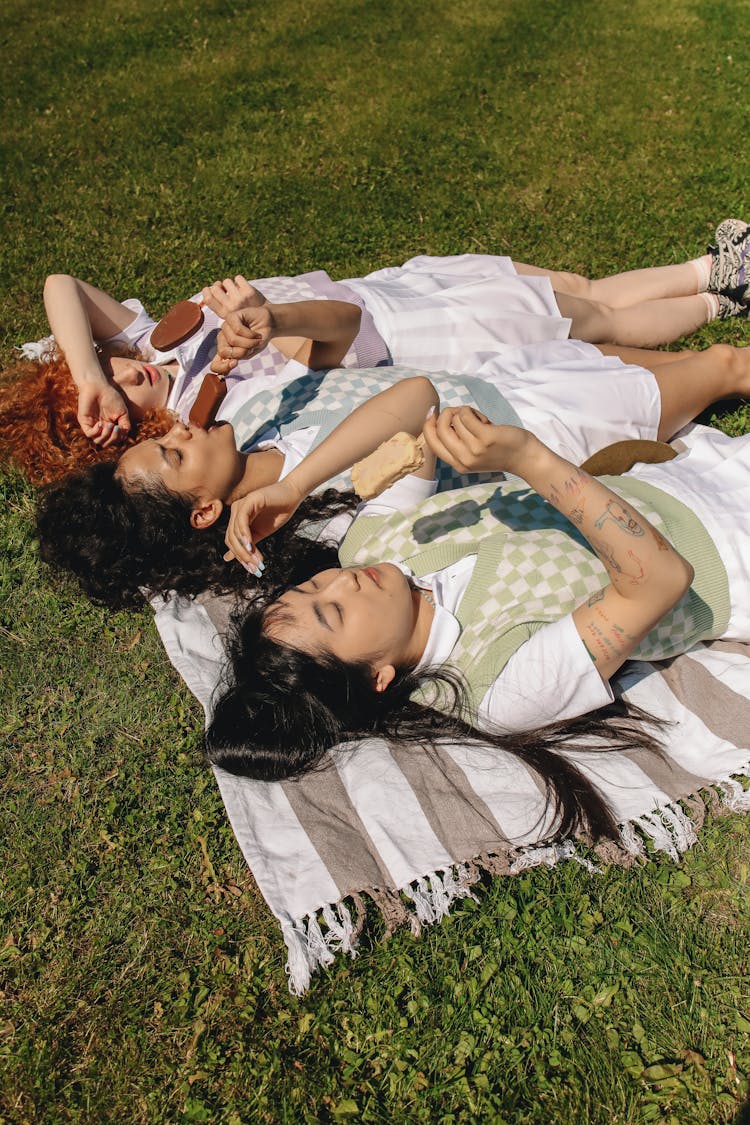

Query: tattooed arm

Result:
[424,410,695,682]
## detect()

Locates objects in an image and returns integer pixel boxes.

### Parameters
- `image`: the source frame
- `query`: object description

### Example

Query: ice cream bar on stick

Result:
[351,432,426,499]
[580,439,677,477]
[150,300,205,351]
[188,370,227,429]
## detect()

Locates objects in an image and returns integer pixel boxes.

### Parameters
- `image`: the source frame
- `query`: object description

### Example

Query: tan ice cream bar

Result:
[351,432,426,499]
[188,370,227,428]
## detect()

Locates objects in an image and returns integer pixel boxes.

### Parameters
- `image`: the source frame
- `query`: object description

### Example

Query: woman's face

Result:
[116,420,243,504]
[266,564,429,686]
[100,355,172,417]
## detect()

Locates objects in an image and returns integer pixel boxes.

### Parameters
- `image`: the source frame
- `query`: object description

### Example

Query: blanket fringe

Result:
[402,865,478,926]
[281,777,749,994]
[507,838,601,875]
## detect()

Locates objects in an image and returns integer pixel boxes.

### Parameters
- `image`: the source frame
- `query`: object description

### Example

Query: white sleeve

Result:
[357,473,438,516]
[104,298,157,350]
[477,615,615,733]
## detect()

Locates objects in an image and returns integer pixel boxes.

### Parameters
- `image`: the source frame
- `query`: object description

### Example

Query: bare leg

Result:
[596,344,692,367]
[553,291,712,348]
[513,260,706,305]
[627,344,750,440]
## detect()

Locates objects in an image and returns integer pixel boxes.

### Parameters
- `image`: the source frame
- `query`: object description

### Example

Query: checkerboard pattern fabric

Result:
[230,364,523,492]
[341,477,730,705]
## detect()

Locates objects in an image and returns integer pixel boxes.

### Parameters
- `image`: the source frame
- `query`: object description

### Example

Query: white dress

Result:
[344,254,571,369]
[225,340,660,472]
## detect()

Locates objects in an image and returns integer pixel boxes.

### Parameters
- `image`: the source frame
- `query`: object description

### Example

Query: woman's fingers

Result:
[78,384,132,446]
[202,281,231,316]
[455,405,491,431]
[218,311,263,351]
[215,330,262,362]
[209,354,237,376]
[448,408,491,461]
[422,411,471,473]
[225,506,266,574]
[234,276,265,307]
[422,406,497,472]
[92,418,127,448]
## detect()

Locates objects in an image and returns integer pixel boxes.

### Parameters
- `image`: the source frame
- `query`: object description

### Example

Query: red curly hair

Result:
[0,352,174,485]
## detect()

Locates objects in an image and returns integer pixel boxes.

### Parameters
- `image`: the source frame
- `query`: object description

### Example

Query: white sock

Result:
[689,254,713,292]
[699,291,720,321]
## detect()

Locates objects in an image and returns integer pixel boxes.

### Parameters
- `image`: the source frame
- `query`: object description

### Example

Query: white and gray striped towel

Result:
[154,591,750,995]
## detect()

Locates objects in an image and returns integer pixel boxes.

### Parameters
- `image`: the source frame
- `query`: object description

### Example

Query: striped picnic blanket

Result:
[154,592,750,995]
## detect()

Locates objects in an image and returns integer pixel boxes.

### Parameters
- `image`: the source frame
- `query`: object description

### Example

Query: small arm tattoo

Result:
[548,468,587,509]
[594,500,644,537]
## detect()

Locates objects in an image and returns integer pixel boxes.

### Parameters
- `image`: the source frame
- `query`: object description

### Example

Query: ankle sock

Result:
[699,291,720,321]
[689,254,713,292]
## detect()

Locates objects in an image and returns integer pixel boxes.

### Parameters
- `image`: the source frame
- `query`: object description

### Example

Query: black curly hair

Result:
[35,460,357,609]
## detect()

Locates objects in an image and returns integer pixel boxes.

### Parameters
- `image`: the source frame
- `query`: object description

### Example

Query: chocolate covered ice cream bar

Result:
[150,300,205,351]
[351,432,426,499]
[188,371,227,428]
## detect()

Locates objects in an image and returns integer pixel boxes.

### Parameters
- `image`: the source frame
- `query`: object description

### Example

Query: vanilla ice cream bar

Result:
[351,432,426,499]
[189,371,227,428]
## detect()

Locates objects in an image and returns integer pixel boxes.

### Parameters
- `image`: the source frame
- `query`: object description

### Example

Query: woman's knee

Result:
[552,270,594,299]
[555,292,615,342]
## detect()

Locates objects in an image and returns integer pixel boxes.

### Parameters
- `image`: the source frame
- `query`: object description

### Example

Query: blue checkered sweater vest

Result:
[228,365,524,491]
[339,478,730,711]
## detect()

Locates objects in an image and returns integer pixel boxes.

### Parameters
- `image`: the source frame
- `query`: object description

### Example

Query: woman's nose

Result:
[331,568,357,591]
[166,421,190,442]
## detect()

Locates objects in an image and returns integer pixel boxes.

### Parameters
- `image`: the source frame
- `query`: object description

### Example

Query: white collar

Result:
[391,562,463,673]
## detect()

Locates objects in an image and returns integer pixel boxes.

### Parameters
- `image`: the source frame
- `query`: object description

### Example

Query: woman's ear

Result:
[373,664,396,693]
[190,498,224,530]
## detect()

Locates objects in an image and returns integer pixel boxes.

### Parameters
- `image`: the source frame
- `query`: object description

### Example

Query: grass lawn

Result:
[2,0,750,1120]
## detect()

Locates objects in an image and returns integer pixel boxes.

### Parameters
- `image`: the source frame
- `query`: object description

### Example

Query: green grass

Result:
[2,0,750,1120]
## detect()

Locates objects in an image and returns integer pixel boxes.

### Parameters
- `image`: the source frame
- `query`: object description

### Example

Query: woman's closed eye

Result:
[158,443,182,468]
[312,601,343,631]
[287,581,343,630]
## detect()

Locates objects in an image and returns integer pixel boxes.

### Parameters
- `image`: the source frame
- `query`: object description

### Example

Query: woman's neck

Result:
[407,584,436,667]
[227,448,284,504]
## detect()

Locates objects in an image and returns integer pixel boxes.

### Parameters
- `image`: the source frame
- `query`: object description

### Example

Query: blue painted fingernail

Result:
[257,561,265,573]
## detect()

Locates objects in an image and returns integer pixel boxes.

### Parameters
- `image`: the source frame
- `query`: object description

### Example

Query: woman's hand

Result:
[423,406,529,474]
[202,275,266,319]
[211,306,275,375]
[77,380,132,446]
[224,478,305,569]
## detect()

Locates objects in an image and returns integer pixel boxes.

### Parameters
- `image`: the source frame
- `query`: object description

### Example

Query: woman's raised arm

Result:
[213,298,362,373]
[224,376,439,566]
[424,409,695,683]
[43,274,138,445]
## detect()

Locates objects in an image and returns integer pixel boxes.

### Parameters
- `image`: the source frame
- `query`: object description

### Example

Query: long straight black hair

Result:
[207,600,665,844]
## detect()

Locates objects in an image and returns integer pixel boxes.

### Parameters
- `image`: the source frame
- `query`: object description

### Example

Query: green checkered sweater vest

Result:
[339,477,730,710]
[229,365,523,491]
